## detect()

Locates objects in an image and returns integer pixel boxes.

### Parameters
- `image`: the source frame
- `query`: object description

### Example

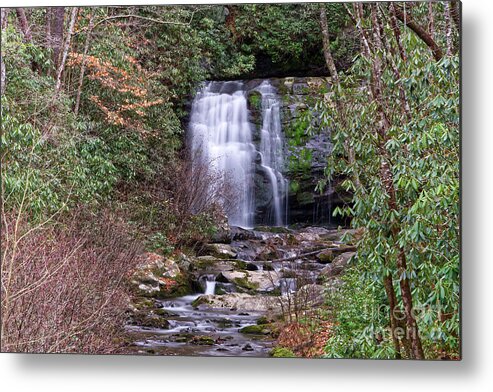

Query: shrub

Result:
[0,209,142,353]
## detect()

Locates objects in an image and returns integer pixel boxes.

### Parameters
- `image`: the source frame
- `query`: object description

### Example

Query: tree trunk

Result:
[74,11,95,115]
[427,2,435,40]
[450,1,461,32]
[15,8,33,43]
[15,8,40,72]
[45,8,52,49]
[393,4,443,61]
[55,8,78,94]
[376,6,411,122]
[1,9,8,96]
[389,3,407,63]
[320,5,339,85]
[445,2,453,56]
[52,7,65,70]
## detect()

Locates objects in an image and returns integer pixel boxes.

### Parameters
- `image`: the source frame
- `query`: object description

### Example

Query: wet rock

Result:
[190,336,215,346]
[316,245,357,264]
[319,252,355,278]
[192,293,282,312]
[130,311,170,329]
[247,270,280,292]
[239,324,271,335]
[218,270,280,292]
[316,249,335,264]
[231,226,262,241]
[130,252,184,297]
[203,243,237,259]
[242,343,254,351]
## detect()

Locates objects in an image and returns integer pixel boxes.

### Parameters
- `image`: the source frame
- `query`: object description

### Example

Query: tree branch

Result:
[393,4,443,61]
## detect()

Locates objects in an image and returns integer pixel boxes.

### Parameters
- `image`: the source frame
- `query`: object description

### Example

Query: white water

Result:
[257,81,289,226]
[204,280,216,295]
[189,81,255,228]
[189,80,288,228]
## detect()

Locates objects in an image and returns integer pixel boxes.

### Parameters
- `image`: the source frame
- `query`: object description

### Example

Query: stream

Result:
[126,290,274,357]
[126,226,354,357]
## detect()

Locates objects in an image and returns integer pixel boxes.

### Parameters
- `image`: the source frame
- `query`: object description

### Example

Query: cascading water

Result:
[189,81,255,228]
[188,80,288,228]
[257,81,288,226]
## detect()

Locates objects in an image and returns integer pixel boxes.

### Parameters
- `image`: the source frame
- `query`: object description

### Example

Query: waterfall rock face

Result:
[189,80,288,228]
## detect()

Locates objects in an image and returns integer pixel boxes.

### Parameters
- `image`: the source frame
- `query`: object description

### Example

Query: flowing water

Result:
[188,80,288,228]
[126,276,274,357]
[257,81,289,226]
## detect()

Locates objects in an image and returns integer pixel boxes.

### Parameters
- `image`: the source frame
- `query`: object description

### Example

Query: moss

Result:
[296,192,314,205]
[194,256,218,269]
[190,335,215,345]
[239,324,271,335]
[317,249,334,263]
[270,347,296,358]
[133,297,155,310]
[247,90,262,110]
[256,316,269,325]
[234,260,248,270]
[154,308,175,317]
[191,296,210,308]
[233,276,259,292]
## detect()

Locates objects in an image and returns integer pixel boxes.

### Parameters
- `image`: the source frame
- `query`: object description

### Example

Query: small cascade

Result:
[200,274,217,295]
[257,81,289,226]
[205,280,216,296]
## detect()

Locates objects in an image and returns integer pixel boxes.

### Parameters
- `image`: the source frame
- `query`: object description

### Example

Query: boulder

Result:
[192,293,282,312]
[319,252,355,278]
[316,249,335,264]
[217,270,281,292]
[129,311,170,329]
[203,243,237,259]
[316,245,356,264]
[130,252,188,298]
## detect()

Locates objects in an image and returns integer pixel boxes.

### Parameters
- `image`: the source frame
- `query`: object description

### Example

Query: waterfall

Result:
[188,81,255,228]
[199,274,217,295]
[188,80,288,228]
[204,280,216,296]
[257,81,288,226]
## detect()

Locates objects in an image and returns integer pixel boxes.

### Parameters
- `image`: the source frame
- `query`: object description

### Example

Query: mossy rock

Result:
[270,347,296,358]
[233,276,260,292]
[194,256,219,269]
[191,295,210,308]
[247,90,262,110]
[131,313,170,329]
[239,324,271,335]
[154,308,176,317]
[190,335,215,345]
[234,260,248,270]
[316,249,335,264]
[132,297,155,311]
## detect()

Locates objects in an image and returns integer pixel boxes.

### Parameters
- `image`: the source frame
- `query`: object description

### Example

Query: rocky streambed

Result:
[125,226,359,357]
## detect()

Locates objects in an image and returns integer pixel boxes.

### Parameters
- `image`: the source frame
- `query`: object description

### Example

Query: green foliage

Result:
[324,268,396,359]
[313,7,460,359]
[234,3,353,75]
